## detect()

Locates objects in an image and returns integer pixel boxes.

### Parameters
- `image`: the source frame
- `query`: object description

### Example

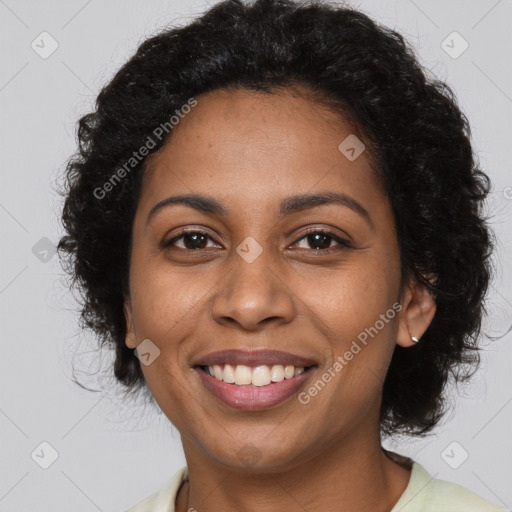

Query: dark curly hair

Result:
[58,0,495,437]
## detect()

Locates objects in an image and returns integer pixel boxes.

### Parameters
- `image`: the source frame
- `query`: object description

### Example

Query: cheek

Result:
[294,255,397,347]
[131,267,205,423]
[130,256,209,340]
[293,250,400,413]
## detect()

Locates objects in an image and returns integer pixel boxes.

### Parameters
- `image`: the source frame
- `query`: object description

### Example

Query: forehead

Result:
[140,86,387,218]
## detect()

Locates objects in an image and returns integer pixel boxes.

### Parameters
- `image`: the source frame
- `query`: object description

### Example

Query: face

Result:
[124,86,433,471]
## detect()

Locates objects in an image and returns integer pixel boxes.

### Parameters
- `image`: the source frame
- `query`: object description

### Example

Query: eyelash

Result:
[163,228,352,252]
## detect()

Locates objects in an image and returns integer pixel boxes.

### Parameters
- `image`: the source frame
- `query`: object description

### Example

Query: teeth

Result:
[270,365,284,382]
[206,364,307,386]
[252,366,271,386]
[234,365,252,385]
[213,365,222,380]
[223,364,235,383]
[284,365,295,379]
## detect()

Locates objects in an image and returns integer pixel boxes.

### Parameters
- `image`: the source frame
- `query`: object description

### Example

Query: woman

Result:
[58,0,507,510]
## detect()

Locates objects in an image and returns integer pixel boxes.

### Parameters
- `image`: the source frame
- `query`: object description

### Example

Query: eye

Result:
[163,230,221,250]
[162,228,352,252]
[292,229,352,251]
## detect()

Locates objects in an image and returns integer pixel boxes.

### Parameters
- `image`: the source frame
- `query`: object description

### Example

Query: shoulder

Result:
[392,461,509,512]
[123,466,188,512]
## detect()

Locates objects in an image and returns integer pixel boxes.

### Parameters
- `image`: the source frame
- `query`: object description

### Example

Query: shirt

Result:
[124,460,509,512]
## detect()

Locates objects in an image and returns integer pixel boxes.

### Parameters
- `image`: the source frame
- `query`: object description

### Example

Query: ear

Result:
[124,296,138,349]
[396,276,437,348]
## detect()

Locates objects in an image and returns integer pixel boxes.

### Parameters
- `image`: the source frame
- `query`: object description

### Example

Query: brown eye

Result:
[163,230,219,250]
[294,230,352,251]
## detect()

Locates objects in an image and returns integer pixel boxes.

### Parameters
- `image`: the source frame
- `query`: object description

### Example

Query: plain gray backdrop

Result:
[0,0,511,510]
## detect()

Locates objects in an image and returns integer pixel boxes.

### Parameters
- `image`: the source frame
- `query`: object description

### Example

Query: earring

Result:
[411,336,420,344]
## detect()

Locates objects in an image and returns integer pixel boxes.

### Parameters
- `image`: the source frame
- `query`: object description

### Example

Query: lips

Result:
[192,349,318,410]
[195,365,316,410]
[192,349,318,368]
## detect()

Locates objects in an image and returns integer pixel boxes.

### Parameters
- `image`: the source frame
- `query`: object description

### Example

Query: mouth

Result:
[193,361,318,410]
[196,363,316,386]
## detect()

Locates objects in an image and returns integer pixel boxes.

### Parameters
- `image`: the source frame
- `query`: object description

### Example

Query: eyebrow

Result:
[147,191,373,227]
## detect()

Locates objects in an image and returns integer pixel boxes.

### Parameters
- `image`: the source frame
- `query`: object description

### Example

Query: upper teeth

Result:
[207,364,305,386]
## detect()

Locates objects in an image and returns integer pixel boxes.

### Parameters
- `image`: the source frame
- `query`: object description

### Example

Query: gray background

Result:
[0,0,511,510]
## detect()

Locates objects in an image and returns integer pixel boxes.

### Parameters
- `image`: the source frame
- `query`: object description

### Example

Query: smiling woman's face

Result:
[124,86,430,471]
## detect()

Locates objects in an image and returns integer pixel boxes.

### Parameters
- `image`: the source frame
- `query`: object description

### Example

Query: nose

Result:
[211,250,296,331]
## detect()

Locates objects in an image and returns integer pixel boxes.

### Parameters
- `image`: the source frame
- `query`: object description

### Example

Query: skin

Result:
[124,85,437,512]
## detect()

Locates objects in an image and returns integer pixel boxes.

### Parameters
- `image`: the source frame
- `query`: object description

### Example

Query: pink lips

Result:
[193,349,317,368]
[192,349,318,410]
[195,366,315,410]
